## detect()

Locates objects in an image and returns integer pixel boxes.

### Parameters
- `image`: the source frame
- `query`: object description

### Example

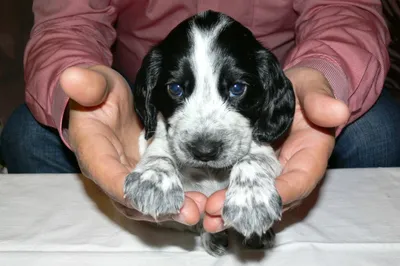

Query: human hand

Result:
[203,67,350,232]
[61,65,207,225]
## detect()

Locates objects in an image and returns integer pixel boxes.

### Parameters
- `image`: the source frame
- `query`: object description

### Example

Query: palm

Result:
[66,68,141,202]
[276,98,335,205]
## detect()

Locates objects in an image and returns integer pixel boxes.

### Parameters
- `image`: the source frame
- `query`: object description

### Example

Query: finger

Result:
[171,195,203,225]
[173,192,207,225]
[203,190,227,233]
[205,189,226,216]
[185,191,207,214]
[203,215,225,233]
[60,66,109,107]
[286,67,350,128]
[301,91,350,128]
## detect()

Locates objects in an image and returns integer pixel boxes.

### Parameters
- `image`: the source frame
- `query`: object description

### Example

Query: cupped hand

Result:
[61,65,206,225]
[203,67,350,232]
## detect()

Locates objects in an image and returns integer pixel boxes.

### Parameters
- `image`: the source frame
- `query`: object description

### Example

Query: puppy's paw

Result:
[124,169,184,219]
[222,183,282,238]
[201,231,229,257]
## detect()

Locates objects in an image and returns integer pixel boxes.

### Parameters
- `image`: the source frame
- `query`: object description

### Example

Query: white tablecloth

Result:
[0,168,399,265]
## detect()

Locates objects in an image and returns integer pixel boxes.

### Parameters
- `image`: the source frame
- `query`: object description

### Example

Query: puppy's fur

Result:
[122,10,295,256]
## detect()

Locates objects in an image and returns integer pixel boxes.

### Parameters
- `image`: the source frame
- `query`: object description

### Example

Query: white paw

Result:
[222,158,282,238]
[124,164,184,219]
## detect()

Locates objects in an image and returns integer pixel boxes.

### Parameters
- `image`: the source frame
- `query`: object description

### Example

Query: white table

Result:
[0,169,399,265]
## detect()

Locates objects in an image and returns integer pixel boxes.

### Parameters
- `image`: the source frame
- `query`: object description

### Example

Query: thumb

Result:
[60,66,109,107]
[294,72,350,128]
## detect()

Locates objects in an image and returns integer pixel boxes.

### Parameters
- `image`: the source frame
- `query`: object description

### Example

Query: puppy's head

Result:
[134,10,295,168]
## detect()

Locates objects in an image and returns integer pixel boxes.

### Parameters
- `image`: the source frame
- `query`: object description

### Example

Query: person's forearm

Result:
[284,0,390,134]
[24,0,120,144]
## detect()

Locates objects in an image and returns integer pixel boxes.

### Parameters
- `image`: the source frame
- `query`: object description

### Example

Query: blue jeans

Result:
[1,90,400,173]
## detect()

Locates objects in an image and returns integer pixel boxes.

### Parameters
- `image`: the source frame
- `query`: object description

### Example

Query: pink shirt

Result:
[24,0,390,145]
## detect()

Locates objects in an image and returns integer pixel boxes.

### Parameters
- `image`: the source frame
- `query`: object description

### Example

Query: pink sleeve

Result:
[284,0,391,135]
[24,0,122,146]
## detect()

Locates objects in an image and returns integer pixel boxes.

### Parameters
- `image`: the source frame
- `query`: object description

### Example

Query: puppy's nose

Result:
[190,140,223,161]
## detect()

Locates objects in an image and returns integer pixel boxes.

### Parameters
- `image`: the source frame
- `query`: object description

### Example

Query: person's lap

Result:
[1,89,400,173]
[329,89,400,168]
[0,105,80,173]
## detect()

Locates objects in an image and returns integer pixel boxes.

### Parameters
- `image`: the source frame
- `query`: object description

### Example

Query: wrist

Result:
[285,66,334,98]
[284,58,349,104]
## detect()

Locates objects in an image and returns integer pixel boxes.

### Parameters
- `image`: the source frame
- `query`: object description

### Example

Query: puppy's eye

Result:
[167,83,184,98]
[229,83,247,97]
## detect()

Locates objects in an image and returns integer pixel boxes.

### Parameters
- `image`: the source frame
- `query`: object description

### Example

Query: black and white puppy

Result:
[123,10,295,256]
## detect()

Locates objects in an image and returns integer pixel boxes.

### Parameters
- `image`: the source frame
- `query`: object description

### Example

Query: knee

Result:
[330,93,400,168]
[1,104,66,172]
[1,104,37,152]
[1,104,80,173]
[0,104,46,168]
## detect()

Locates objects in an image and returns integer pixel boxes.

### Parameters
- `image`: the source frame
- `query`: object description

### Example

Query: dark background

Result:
[0,0,33,125]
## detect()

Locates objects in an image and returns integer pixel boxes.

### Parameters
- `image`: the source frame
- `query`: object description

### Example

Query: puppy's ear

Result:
[133,49,162,140]
[253,49,295,143]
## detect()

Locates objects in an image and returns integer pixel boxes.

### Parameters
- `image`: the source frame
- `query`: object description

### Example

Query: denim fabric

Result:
[329,90,400,168]
[0,104,80,173]
[1,89,400,173]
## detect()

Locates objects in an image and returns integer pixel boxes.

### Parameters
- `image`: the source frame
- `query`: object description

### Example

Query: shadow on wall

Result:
[0,0,33,124]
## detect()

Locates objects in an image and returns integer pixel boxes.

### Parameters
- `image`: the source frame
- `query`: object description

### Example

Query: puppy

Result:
[122,10,295,256]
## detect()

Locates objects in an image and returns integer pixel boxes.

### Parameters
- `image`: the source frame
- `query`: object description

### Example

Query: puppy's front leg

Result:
[124,119,184,220]
[222,142,282,239]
